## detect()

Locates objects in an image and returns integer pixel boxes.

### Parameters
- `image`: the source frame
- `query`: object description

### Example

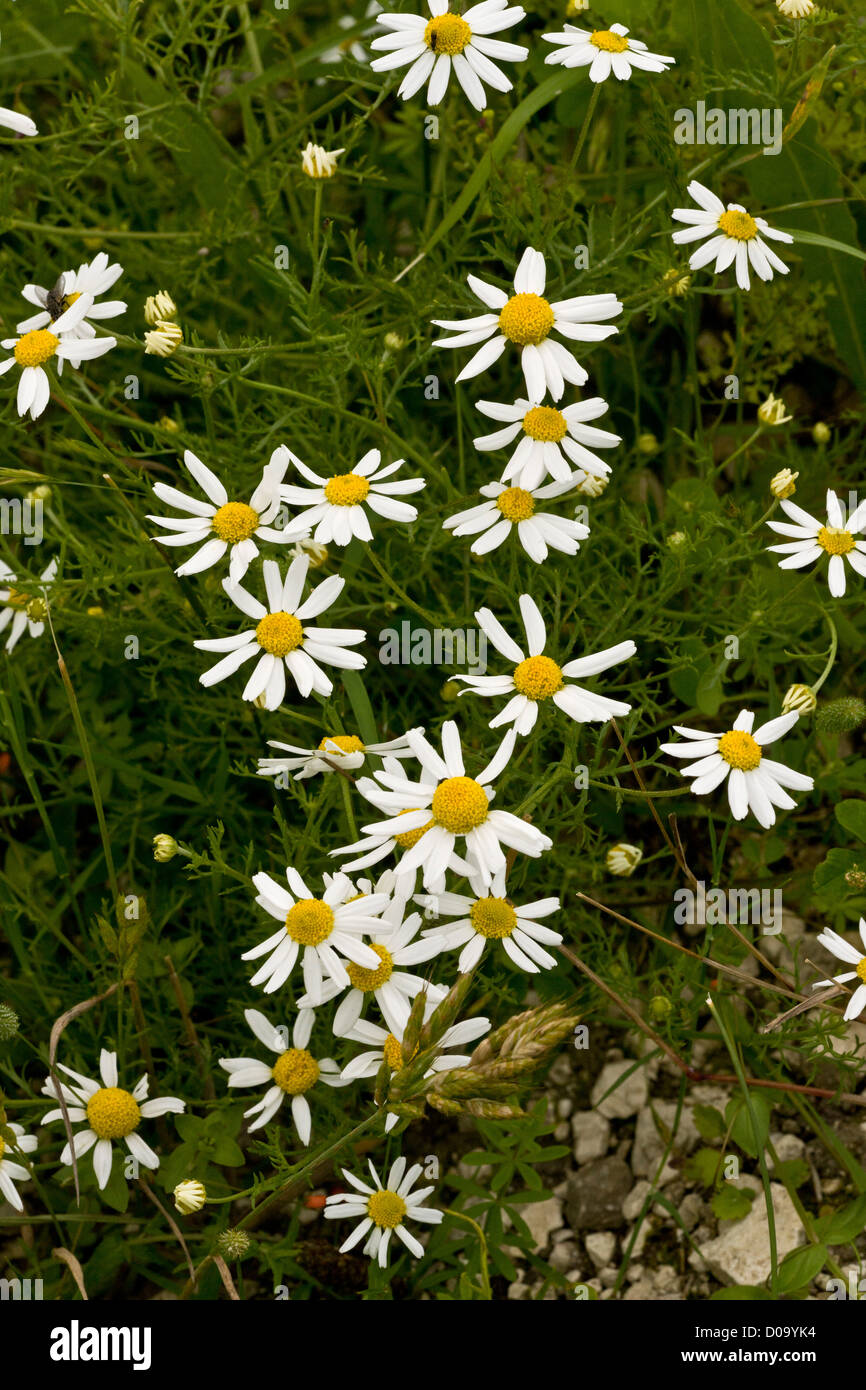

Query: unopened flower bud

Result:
[776,0,815,17]
[637,432,660,456]
[758,393,792,427]
[291,539,329,569]
[666,530,688,550]
[605,843,643,877]
[384,332,406,351]
[144,291,178,325]
[662,268,691,297]
[145,321,183,356]
[217,1227,251,1258]
[648,995,673,1022]
[812,421,831,444]
[815,697,866,735]
[26,484,51,504]
[782,683,816,716]
[576,472,608,497]
[174,1180,206,1214]
[441,680,460,702]
[0,1003,19,1041]
[845,866,866,891]
[153,834,179,863]
[301,142,344,179]
[770,468,798,500]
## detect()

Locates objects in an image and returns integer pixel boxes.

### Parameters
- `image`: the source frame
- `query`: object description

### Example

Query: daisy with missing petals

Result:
[542,21,674,82]
[242,868,390,1002]
[340,1012,490,1130]
[0,557,57,653]
[0,106,37,137]
[42,1050,184,1190]
[457,594,636,736]
[812,921,866,1022]
[370,0,528,113]
[474,394,620,490]
[0,295,115,420]
[432,247,621,400]
[149,447,293,588]
[350,722,552,890]
[257,729,421,782]
[194,555,366,710]
[418,868,562,974]
[0,1122,37,1211]
[671,182,793,292]
[279,449,425,547]
[660,708,813,829]
[325,1157,443,1266]
[300,887,450,1036]
[18,256,126,354]
[766,488,866,598]
[219,1009,346,1143]
[443,480,589,563]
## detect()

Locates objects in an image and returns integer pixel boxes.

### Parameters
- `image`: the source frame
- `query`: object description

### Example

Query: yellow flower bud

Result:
[605,843,643,877]
[758,393,792,427]
[144,291,178,325]
[781,683,816,716]
[153,834,179,863]
[812,421,831,444]
[301,142,344,179]
[144,321,183,357]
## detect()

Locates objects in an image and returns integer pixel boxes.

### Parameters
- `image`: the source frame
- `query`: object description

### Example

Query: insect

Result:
[42,273,68,321]
[429,30,438,51]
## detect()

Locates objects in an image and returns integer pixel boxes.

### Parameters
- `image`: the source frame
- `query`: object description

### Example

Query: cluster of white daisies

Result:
[3,7,860,1274]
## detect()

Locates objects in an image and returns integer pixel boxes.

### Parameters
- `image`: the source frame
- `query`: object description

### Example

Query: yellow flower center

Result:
[347,942,394,992]
[424,13,471,54]
[496,487,535,522]
[394,809,434,850]
[3,588,28,609]
[431,776,489,834]
[856,958,866,984]
[717,729,762,772]
[817,525,855,556]
[256,610,304,657]
[367,1188,407,1229]
[324,473,370,507]
[211,501,260,543]
[523,405,568,442]
[383,1033,418,1071]
[57,291,82,317]
[470,896,517,939]
[0,1136,5,1157]
[498,294,555,347]
[318,734,365,755]
[590,28,629,52]
[718,209,758,241]
[513,654,563,700]
[14,329,60,367]
[86,1087,141,1140]
[272,1048,319,1094]
[285,898,335,945]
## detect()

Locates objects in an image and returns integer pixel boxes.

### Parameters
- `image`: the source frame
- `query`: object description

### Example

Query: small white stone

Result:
[584,1231,616,1268]
[572,1109,611,1163]
[590,1061,648,1120]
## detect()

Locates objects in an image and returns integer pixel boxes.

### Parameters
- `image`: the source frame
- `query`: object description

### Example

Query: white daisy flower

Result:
[0,557,57,653]
[456,594,636,736]
[0,1122,37,1211]
[370,0,528,113]
[324,1156,443,1266]
[341,1010,490,1130]
[766,488,866,598]
[219,1008,346,1144]
[279,448,425,547]
[432,246,622,400]
[542,21,674,82]
[812,921,866,1022]
[0,106,37,137]
[443,479,589,563]
[194,555,366,710]
[148,446,294,588]
[242,867,391,1002]
[298,885,451,1036]
[660,708,814,830]
[474,394,620,489]
[0,295,115,420]
[257,728,421,781]
[42,1050,184,1191]
[348,721,552,890]
[18,256,126,357]
[671,181,793,292]
[418,868,562,974]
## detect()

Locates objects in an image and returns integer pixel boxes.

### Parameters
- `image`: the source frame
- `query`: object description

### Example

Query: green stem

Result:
[569,84,601,177]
